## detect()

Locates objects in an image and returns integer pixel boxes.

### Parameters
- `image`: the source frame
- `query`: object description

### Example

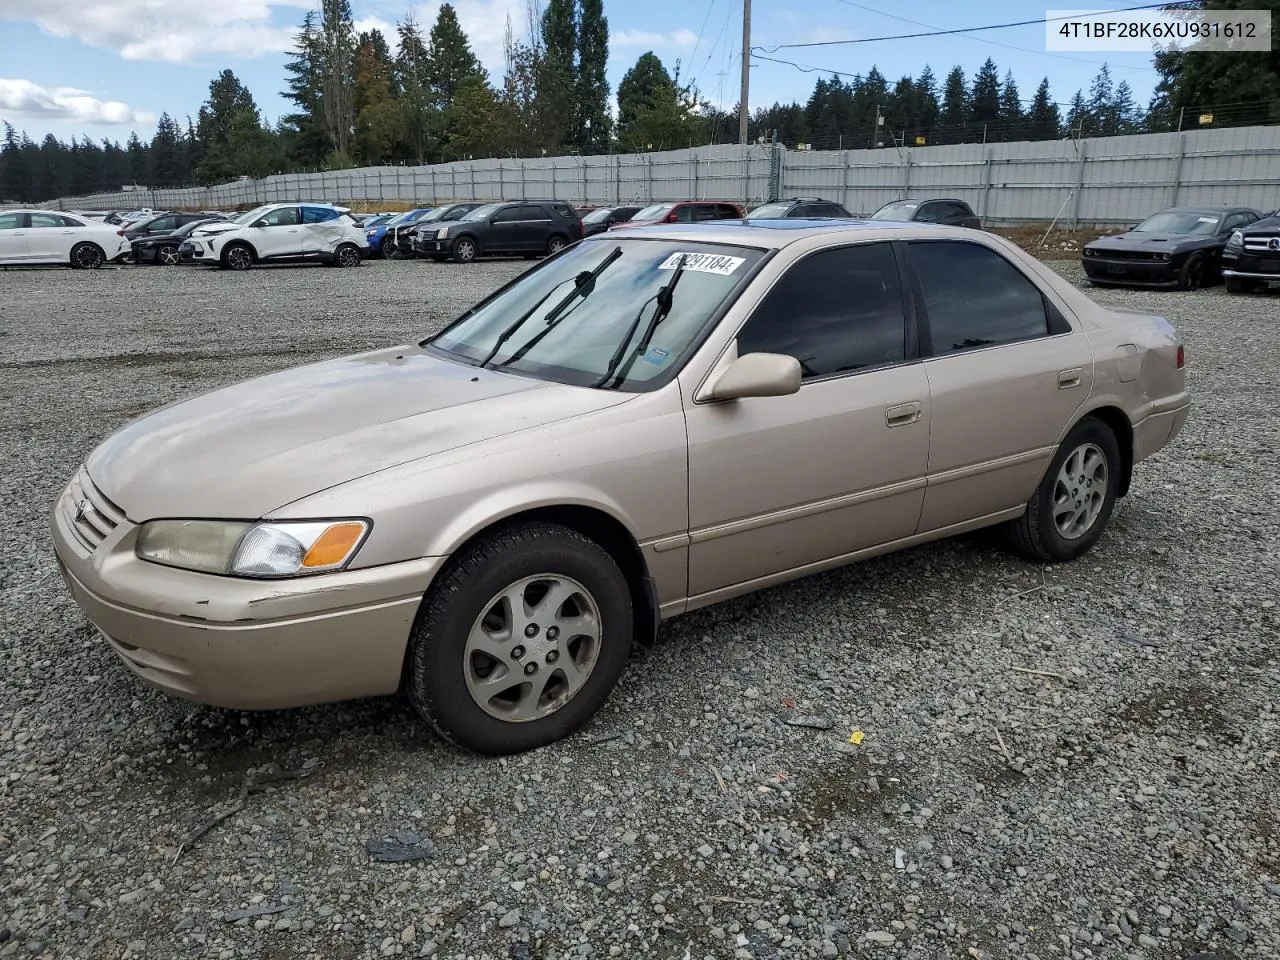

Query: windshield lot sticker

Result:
[643,347,671,365]
[658,252,745,275]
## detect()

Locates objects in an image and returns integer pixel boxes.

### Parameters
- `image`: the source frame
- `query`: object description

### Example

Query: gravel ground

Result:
[1,256,1278,960]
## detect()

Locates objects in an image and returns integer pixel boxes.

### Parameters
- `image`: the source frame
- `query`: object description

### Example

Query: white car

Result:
[0,209,130,268]
[179,202,367,270]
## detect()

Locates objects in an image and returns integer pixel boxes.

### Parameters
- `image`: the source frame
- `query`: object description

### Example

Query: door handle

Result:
[1058,368,1083,389]
[885,401,922,427]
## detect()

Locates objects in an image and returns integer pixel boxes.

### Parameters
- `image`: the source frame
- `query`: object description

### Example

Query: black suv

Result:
[420,200,583,262]
[1222,209,1280,293]
[745,197,852,220]
[398,202,484,256]
[123,212,222,240]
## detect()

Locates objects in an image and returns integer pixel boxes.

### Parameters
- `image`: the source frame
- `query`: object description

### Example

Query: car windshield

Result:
[745,202,793,220]
[425,238,766,391]
[386,211,419,226]
[231,205,273,225]
[417,206,460,222]
[633,203,675,221]
[173,220,212,238]
[582,208,614,223]
[869,201,919,221]
[1133,210,1221,235]
[463,203,503,222]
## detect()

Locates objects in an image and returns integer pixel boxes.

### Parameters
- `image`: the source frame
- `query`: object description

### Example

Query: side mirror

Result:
[708,352,802,401]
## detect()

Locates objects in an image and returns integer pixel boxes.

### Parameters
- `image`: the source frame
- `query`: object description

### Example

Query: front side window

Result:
[491,207,523,223]
[736,242,908,379]
[745,202,791,220]
[426,239,766,391]
[0,213,22,230]
[258,207,300,227]
[149,216,177,231]
[909,241,1049,355]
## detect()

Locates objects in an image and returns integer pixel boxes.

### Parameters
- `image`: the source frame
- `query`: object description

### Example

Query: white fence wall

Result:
[38,125,1280,226]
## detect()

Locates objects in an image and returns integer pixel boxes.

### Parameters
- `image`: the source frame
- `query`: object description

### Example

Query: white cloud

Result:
[613,27,699,50]
[0,0,302,62]
[0,78,155,124]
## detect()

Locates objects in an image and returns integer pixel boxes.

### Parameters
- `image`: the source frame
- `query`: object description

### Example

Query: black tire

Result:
[380,236,398,259]
[1006,416,1121,563]
[406,522,634,755]
[451,236,478,263]
[69,242,105,270]
[333,243,362,268]
[1177,252,1205,291]
[222,243,253,271]
[1224,276,1256,294]
[155,244,180,266]
[546,234,568,256]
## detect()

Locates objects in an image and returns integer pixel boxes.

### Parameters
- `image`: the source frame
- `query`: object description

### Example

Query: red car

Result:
[610,200,744,229]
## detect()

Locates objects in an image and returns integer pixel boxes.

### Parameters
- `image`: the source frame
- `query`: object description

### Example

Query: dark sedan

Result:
[581,205,643,236]
[1082,205,1263,290]
[123,212,221,241]
[868,198,981,229]
[130,218,223,265]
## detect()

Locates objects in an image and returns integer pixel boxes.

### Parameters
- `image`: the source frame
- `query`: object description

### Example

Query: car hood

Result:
[1241,215,1280,235]
[189,222,245,238]
[85,347,632,521]
[131,231,184,244]
[1088,231,1215,252]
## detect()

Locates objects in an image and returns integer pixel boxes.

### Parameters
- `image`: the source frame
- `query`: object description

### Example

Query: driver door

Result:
[681,240,930,598]
[252,206,302,258]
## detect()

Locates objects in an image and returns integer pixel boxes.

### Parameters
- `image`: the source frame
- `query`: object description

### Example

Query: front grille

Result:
[61,467,125,552]
[1095,249,1167,261]
[1242,235,1280,253]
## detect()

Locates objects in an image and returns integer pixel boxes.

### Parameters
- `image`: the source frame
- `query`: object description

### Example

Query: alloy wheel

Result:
[74,244,104,269]
[463,574,601,722]
[157,245,179,266]
[226,246,252,270]
[336,245,361,267]
[1052,442,1108,540]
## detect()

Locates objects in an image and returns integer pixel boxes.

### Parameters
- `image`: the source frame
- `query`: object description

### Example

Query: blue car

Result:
[366,209,432,258]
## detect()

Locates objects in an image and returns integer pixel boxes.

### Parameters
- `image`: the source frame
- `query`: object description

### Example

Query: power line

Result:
[830,0,1159,73]
[761,2,1173,52]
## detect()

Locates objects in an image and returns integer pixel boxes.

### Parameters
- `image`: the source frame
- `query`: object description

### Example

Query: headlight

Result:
[366,230,378,238]
[136,519,369,578]
[1227,230,1243,248]
[437,226,449,239]
[1158,252,1171,261]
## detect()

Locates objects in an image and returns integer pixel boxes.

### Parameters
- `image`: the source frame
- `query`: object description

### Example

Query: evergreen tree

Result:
[940,66,968,127]
[0,123,28,202]
[1065,89,1089,136]
[354,29,402,163]
[126,132,148,184]
[999,70,1022,138]
[1087,63,1115,134]
[1113,79,1141,134]
[616,52,694,151]
[429,5,487,99]
[149,113,185,186]
[196,70,279,182]
[914,65,939,132]
[969,57,1001,125]
[539,0,578,152]
[576,0,611,151]
[281,11,330,166]
[319,0,357,161]
[396,17,439,163]
[1027,78,1062,140]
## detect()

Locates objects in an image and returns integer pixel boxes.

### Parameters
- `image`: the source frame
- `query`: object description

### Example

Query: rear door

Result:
[27,212,76,260]
[906,238,1092,532]
[513,204,554,251]
[682,240,930,596]
[299,205,342,254]
[0,212,28,261]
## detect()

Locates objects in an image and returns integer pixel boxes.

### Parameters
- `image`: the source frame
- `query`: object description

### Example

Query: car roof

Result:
[579,218,966,249]
[1161,205,1251,215]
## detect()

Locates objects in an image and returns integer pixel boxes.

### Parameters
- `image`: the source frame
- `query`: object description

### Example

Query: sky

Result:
[0,0,1165,145]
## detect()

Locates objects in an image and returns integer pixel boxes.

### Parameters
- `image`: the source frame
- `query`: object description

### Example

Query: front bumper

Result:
[179,240,219,264]
[50,482,444,710]
[1081,256,1178,287]
[1221,253,1280,282]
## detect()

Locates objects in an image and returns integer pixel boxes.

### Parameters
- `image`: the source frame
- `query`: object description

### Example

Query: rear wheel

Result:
[333,243,362,268]
[1177,252,1205,291]
[406,522,633,755]
[546,234,568,256]
[69,242,105,270]
[156,244,180,266]
[1006,417,1120,563]
[222,243,253,271]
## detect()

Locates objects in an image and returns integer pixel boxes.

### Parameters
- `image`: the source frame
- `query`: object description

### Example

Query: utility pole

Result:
[739,0,751,145]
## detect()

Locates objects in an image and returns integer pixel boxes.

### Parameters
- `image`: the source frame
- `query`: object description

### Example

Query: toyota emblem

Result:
[1268,237,1280,251]
[73,499,90,524]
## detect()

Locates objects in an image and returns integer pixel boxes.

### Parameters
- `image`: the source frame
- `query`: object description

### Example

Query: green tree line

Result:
[2,0,1276,202]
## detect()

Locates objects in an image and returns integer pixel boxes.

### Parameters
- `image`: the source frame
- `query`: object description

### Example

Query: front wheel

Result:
[222,243,253,271]
[333,243,362,268]
[156,244,180,266]
[1006,417,1121,563]
[380,236,398,259]
[451,237,478,263]
[1177,252,1205,291]
[406,522,633,755]
[70,242,105,270]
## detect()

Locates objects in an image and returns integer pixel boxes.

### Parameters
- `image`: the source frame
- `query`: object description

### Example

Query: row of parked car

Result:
[1080,203,1280,294]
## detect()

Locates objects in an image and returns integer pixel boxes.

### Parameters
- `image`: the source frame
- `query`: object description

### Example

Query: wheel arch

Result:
[221,238,258,263]
[1070,404,1135,498]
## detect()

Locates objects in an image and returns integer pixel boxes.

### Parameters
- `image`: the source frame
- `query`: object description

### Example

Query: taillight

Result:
[1176,344,1185,368]
[116,230,125,236]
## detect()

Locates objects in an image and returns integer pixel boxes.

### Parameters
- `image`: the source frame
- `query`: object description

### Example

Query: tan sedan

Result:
[51,221,1190,754]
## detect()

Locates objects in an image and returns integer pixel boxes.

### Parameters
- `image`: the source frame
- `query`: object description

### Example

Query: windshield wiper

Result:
[476,246,622,369]
[592,253,688,390]
[497,246,624,368]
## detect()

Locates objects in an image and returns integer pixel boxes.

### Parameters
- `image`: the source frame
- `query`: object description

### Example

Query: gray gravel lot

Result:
[1,257,1278,960]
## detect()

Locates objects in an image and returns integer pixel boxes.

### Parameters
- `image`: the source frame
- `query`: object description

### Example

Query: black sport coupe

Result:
[1081,205,1263,290]
[1221,210,1280,293]
[129,217,223,265]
